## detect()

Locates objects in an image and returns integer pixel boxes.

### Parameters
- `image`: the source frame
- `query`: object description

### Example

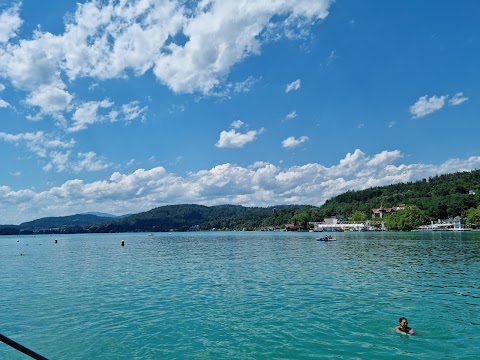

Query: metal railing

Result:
[0,333,48,359]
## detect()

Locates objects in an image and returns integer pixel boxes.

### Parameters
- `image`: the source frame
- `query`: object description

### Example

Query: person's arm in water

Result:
[396,325,414,335]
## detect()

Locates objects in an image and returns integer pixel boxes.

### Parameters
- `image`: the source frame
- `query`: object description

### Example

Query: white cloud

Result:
[0,99,10,108]
[0,82,8,107]
[72,152,111,172]
[282,135,309,149]
[285,79,301,93]
[68,99,146,132]
[43,151,111,173]
[388,121,396,128]
[122,101,148,121]
[232,76,258,93]
[0,131,75,158]
[0,131,108,173]
[449,92,468,106]
[44,151,71,173]
[410,92,468,118]
[69,99,114,132]
[216,128,264,148]
[25,85,73,115]
[154,2,329,93]
[0,1,331,124]
[231,120,244,129]
[285,110,297,120]
[324,50,337,67]
[2,149,480,224]
[409,95,447,118]
[0,5,22,43]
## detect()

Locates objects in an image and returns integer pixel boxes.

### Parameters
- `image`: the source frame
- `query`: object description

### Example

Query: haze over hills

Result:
[81,212,123,218]
[15,214,117,230]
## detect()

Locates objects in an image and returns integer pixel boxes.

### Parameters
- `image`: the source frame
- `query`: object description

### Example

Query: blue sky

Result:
[0,0,478,224]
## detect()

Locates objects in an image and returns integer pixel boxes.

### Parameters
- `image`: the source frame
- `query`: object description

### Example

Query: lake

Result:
[1,231,479,359]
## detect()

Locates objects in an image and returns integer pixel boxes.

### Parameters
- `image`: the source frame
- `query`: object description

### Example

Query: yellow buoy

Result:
[121,240,125,246]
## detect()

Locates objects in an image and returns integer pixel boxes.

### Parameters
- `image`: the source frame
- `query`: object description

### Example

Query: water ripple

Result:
[1,232,480,359]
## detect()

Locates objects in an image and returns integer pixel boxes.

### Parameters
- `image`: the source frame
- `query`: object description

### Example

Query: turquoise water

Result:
[1,231,479,359]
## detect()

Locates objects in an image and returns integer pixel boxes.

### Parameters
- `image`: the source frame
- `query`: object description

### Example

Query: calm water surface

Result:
[1,231,479,359]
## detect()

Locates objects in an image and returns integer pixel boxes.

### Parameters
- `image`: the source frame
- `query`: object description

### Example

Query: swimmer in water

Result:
[395,317,414,335]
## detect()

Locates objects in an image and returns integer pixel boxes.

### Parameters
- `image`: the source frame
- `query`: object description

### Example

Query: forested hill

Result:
[2,169,480,235]
[89,204,311,233]
[18,214,116,230]
[0,204,315,234]
[318,170,480,219]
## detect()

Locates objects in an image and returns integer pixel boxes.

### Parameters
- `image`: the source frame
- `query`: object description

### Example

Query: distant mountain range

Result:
[1,169,480,235]
[0,212,129,232]
[13,214,118,230]
[81,212,120,218]
[0,204,308,234]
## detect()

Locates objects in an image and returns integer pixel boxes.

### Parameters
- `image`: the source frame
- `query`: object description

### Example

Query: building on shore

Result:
[371,205,405,218]
[413,216,472,231]
[313,217,378,232]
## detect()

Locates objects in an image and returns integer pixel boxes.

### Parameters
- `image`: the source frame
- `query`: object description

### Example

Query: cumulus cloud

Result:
[410,92,468,118]
[0,82,9,108]
[42,151,111,173]
[69,99,114,132]
[0,5,22,43]
[0,131,110,173]
[0,1,330,124]
[216,128,264,148]
[68,99,146,132]
[72,152,111,172]
[2,149,480,224]
[409,95,447,118]
[449,92,469,106]
[231,120,244,129]
[25,85,73,115]
[286,79,301,93]
[0,131,75,158]
[282,135,309,149]
[154,2,329,93]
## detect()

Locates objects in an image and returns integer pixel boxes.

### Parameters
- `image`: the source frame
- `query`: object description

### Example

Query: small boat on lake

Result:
[316,236,336,241]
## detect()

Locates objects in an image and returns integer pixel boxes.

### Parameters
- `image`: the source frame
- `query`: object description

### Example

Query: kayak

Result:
[316,237,336,241]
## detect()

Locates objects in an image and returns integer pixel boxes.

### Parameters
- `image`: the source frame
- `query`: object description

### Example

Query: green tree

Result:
[351,210,367,222]
[292,212,310,229]
[383,206,430,231]
[466,206,480,228]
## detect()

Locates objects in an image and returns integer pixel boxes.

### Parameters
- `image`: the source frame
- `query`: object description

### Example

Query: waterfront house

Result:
[372,205,405,218]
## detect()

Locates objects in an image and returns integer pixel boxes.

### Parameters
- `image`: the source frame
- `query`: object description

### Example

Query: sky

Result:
[0,0,479,224]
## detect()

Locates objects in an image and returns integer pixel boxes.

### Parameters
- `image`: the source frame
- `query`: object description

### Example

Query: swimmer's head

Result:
[399,317,408,328]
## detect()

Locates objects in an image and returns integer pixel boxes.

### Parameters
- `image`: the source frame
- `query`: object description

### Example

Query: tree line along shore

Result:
[1,170,480,235]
